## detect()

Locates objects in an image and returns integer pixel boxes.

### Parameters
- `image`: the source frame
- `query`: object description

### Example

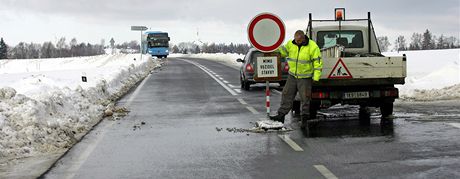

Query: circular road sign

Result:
[247,13,286,52]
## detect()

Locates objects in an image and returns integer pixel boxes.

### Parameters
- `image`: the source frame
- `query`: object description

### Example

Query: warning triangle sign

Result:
[328,58,353,79]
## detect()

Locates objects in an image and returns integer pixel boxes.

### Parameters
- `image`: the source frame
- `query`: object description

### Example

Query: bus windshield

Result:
[147,33,169,47]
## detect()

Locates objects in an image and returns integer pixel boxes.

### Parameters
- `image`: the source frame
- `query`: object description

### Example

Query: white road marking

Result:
[228,84,236,88]
[126,74,152,107]
[448,123,460,129]
[237,98,248,105]
[278,134,304,152]
[223,80,229,83]
[218,77,224,80]
[180,59,238,96]
[314,165,339,179]
[246,106,259,114]
[61,73,153,179]
[234,89,242,93]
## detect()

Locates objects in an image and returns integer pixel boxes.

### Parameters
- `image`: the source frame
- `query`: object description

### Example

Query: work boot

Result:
[269,113,285,123]
[300,114,310,129]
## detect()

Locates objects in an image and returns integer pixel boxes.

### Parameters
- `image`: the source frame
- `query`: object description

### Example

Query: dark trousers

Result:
[277,75,312,116]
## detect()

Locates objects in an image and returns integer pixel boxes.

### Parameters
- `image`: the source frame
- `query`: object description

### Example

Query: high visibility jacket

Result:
[279,38,323,81]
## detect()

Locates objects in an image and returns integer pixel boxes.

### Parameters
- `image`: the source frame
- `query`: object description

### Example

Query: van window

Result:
[250,51,264,64]
[317,30,364,49]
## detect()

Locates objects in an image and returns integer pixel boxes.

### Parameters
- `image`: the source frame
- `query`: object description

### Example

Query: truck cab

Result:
[313,25,380,56]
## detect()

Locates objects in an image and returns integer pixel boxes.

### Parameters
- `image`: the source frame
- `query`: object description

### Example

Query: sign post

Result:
[247,13,285,118]
[131,26,148,61]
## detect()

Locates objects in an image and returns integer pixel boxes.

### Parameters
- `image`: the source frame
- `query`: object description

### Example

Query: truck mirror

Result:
[236,58,245,63]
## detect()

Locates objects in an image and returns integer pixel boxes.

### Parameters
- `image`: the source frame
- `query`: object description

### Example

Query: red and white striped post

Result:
[266,81,270,118]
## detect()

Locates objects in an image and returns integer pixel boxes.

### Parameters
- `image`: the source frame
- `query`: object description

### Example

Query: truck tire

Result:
[359,106,371,125]
[243,81,251,91]
[380,102,394,124]
[309,104,319,119]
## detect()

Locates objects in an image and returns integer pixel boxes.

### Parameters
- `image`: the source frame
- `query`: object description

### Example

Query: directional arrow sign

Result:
[247,13,286,52]
[131,26,148,31]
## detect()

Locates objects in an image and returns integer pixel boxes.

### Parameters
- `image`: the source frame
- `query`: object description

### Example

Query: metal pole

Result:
[368,12,372,54]
[140,30,143,60]
[308,13,312,38]
[266,80,270,118]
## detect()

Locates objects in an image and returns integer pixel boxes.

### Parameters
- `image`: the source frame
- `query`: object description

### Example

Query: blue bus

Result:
[142,31,170,58]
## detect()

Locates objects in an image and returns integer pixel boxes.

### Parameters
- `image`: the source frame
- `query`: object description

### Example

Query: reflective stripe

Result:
[289,71,313,77]
[286,58,296,62]
[297,60,311,64]
[312,57,321,61]
[287,58,311,64]
[314,68,322,70]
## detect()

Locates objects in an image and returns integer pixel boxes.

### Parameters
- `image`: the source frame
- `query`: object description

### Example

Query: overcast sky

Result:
[0,0,459,46]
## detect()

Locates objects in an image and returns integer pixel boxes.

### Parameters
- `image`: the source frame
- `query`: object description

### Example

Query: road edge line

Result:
[180,59,238,96]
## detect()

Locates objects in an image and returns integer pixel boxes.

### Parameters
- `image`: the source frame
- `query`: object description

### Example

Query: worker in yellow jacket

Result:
[270,30,323,128]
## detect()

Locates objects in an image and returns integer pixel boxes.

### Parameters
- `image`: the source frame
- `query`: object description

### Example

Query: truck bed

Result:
[317,56,407,86]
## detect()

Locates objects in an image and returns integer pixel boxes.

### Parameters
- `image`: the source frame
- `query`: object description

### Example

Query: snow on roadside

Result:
[173,49,460,101]
[0,54,161,160]
[383,49,460,101]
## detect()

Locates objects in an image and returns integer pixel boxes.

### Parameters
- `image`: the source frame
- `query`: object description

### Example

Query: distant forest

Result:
[377,29,459,52]
[170,42,251,55]
[1,29,458,59]
[0,37,139,59]
[171,29,459,54]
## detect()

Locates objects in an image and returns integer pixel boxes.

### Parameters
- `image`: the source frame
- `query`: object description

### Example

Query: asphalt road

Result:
[43,57,460,179]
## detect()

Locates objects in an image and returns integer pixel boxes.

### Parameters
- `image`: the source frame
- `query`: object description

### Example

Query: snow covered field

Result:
[172,49,460,100]
[383,49,460,100]
[0,54,160,160]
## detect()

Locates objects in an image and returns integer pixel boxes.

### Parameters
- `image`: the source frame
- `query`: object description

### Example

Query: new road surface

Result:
[42,58,460,179]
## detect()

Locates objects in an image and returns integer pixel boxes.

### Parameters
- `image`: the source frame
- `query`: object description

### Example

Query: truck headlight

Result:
[165,50,169,53]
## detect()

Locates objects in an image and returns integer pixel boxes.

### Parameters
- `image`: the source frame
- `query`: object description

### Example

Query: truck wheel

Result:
[309,104,319,119]
[359,106,371,125]
[380,102,394,124]
[243,81,251,91]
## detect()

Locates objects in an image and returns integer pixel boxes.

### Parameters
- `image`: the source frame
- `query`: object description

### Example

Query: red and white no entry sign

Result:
[247,13,286,52]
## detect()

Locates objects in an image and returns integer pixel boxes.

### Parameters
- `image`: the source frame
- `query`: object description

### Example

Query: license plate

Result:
[343,92,369,99]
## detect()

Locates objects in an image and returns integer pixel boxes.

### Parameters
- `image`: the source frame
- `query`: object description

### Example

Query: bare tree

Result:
[394,35,407,52]
[41,42,56,58]
[409,33,422,50]
[377,36,391,52]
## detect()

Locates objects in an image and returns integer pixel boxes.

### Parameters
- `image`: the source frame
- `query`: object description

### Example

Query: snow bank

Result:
[384,49,460,100]
[170,53,243,69]
[173,49,460,101]
[0,54,160,160]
